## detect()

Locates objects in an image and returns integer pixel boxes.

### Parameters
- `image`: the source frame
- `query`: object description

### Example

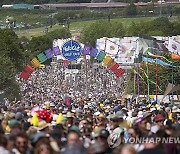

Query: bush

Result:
[124,3,137,16]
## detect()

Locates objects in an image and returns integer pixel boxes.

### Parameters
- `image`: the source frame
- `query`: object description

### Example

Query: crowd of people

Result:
[0,61,179,154]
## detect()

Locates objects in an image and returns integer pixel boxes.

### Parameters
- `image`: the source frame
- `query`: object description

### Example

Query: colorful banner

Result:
[20,40,125,80]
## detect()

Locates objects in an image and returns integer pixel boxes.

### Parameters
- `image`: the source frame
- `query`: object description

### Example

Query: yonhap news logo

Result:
[107,133,180,148]
[107,132,122,148]
[127,137,180,144]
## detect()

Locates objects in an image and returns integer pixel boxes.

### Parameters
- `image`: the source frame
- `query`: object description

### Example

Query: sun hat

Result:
[98,113,106,119]
[9,112,15,119]
[9,119,20,128]
[36,120,50,131]
[32,132,46,143]
[94,111,101,116]
[154,114,164,122]
[15,112,23,121]
[66,112,73,118]
[111,111,124,120]
[92,127,103,138]
[172,106,180,113]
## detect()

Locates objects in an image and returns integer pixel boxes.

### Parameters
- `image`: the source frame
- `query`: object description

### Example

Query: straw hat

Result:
[98,114,106,119]
[92,127,103,138]
[172,106,180,113]
[66,112,73,118]
[37,120,50,131]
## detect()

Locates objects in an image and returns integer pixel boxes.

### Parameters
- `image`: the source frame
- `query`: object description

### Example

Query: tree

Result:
[124,3,137,16]
[126,17,180,36]
[28,35,52,53]
[81,20,125,47]
[27,27,71,55]
[47,27,71,39]
[0,29,25,100]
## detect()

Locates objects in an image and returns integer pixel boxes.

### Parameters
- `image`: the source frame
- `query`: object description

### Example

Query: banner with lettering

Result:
[20,41,125,80]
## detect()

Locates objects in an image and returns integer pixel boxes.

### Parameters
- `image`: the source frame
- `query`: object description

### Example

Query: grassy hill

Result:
[15,17,155,39]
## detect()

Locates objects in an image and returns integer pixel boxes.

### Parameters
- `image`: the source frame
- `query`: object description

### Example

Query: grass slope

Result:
[15,17,156,39]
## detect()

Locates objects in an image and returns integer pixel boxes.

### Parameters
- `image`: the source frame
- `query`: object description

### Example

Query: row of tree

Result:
[0,0,177,5]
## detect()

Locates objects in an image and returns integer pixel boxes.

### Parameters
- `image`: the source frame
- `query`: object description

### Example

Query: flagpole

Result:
[171,68,174,102]
[85,55,88,99]
[137,64,140,96]
[146,56,150,99]
[134,70,136,95]
[155,59,158,102]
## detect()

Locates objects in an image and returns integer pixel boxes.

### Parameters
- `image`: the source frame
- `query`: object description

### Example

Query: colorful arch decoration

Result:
[20,41,125,80]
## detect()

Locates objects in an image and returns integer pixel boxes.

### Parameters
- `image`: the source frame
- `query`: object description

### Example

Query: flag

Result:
[116,37,138,63]
[105,38,120,56]
[24,65,34,75]
[97,52,106,62]
[154,39,168,55]
[31,113,39,126]
[45,48,54,59]
[20,71,30,80]
[96,37,106,52]
[166,38,180,55]
[37,52,48,63]
[82,45,91,55]
[31,58,40,68]
[56,113,63,124]
[53,46,61,56]
[139,35,168,56]
[103,56,113,67]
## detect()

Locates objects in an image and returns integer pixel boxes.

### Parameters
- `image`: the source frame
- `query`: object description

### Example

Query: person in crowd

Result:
[113,144,137,154]
[34,138,55,154]
[12,132,31,154]
[0,134,11,154]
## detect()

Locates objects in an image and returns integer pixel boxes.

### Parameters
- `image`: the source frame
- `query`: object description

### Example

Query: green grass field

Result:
[15,16,175,39]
